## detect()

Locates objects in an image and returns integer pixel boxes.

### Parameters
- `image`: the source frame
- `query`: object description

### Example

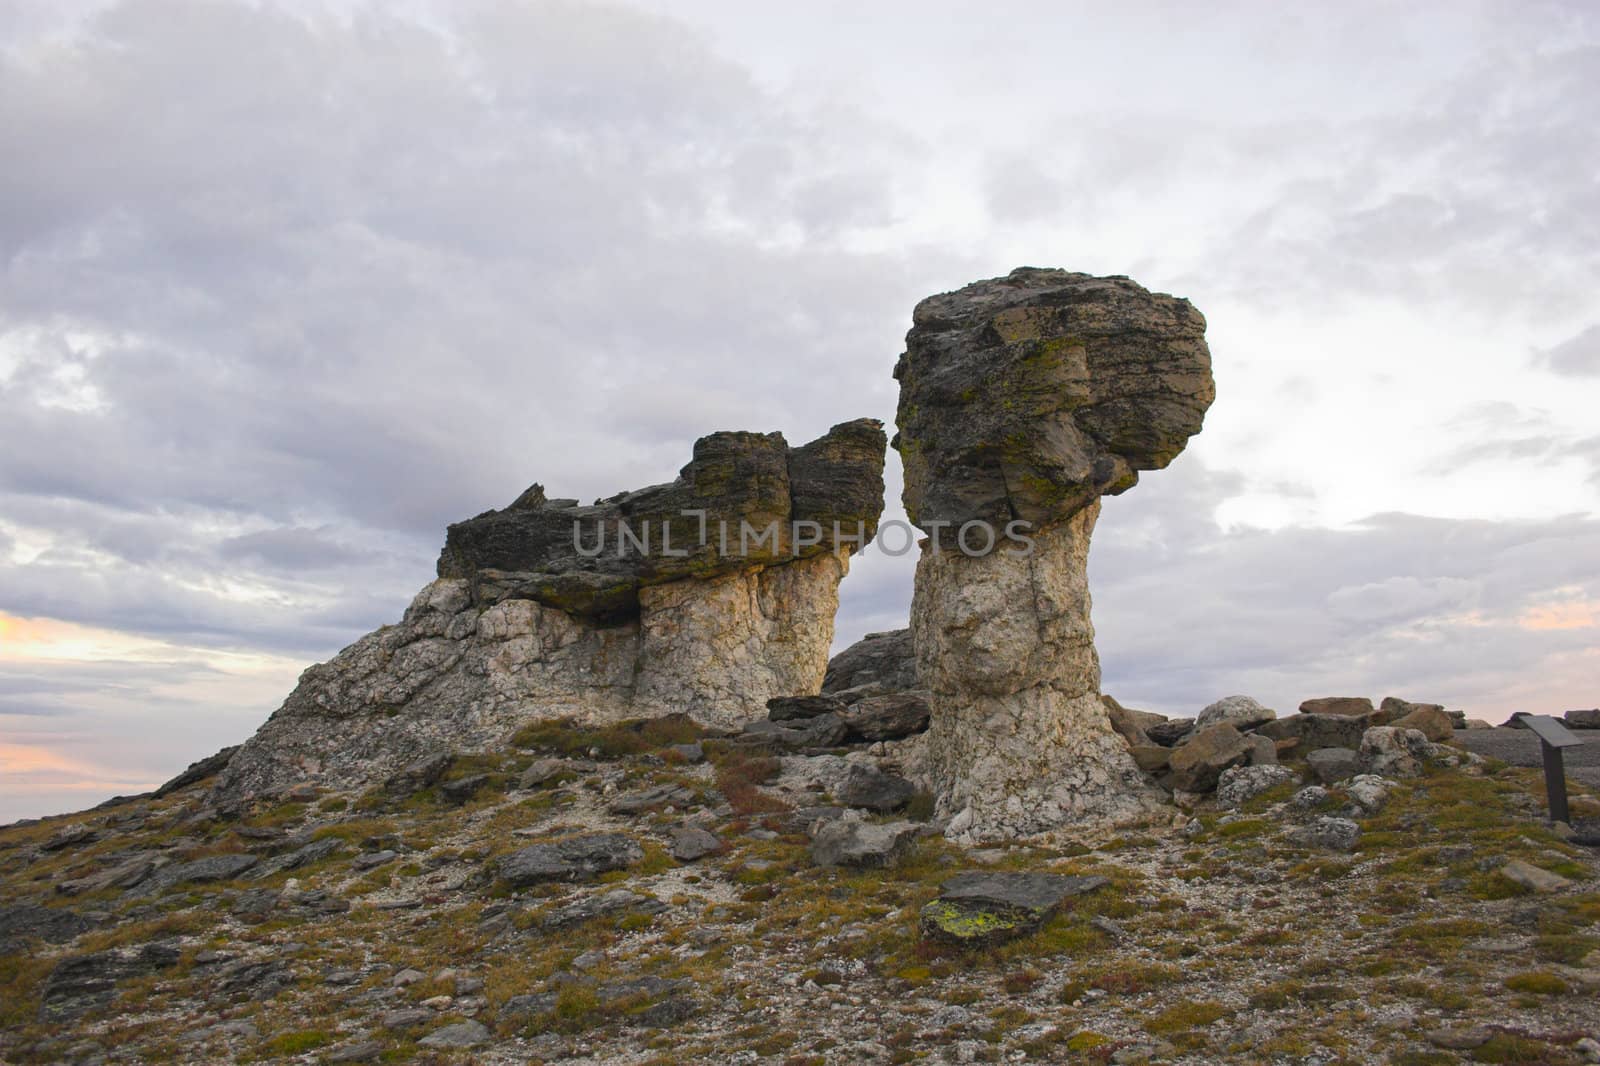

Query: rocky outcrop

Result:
[896,268,1215,839]
[214,422,886,804]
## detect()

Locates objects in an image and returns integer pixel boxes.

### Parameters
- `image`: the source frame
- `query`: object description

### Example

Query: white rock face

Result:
[910,503,1166,841]
[213,549,849,802]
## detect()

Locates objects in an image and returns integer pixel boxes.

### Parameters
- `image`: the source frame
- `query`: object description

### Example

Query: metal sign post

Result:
[1517,714,1584,825]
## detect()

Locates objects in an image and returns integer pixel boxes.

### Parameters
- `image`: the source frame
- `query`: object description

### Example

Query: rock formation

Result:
[894,268,1215,840]
[213,421,886,803]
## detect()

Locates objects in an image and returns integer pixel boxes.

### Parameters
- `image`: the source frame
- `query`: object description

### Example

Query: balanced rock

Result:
[213,422,886,803]
[897,269,1214,838]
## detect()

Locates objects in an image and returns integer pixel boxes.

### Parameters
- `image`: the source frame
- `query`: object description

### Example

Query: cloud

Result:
[1536,324,1600,376]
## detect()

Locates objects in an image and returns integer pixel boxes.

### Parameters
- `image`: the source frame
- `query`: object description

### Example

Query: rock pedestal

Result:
[894,268,1215,840]
[213,421,885,804]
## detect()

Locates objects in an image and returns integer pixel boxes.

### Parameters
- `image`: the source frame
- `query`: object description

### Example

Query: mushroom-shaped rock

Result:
[896,269,1215,840]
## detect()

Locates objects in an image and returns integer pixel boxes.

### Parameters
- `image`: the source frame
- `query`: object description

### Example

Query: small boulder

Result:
[835,765,916,812]
[418,1020,492,1049]
[1564,708,1600,730]
[497,833,643,887]
[1344,774,1393,815]
[1145,719,1195,747]
[1360,727,1427,778]
[1290,785,1330,810]
[1498,859,1572,894]
[919,872,1108,947]
[809,815,918,868]
[1214,765,1300,809]
[840,692,932,741]
[1306,747,1361,785]
[518,758,571,788]
[1391,705,1454,743]
[384,752,453,796]
[1129,745,1171,773]
[440,774,490,804]
[1298,713,1372,752]
[668,827,723,862]
[1195,695,1276,732]
[1245,734,1278,766]
[1166,724,1252,792]
[1299,697,1376,719]
[608,784,694,816]
[1286,816,1361,852]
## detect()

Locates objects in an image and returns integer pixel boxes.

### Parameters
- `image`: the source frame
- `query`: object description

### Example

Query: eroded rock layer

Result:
[214,424,885,804]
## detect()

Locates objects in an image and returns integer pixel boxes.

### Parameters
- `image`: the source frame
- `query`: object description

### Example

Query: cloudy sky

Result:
[2,0,1597,822]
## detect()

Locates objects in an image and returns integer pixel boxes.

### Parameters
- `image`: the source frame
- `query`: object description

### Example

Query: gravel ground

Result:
[1456,725,1600,789]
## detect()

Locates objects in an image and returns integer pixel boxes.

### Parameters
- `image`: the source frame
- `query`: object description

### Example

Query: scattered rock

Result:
[1286,817,1361,852]
[418,1020,492,1048]
[1214,765,1300,809]
[0,904,95,950]
[919,871,1108,947]
[608,784,694,815]
[835,764,916,812]
[325,1041,385,1063]
[809,816,918,868]
[55,854,158,896]
[441,774,490,804]
[668,826,722,861]
[1290,786,1330,810]
[1167,724,1252,792]
[540,888,666,930]
[384,752,454,797]
[1498,859,1572,894]
[381,1008,434,1030]
[1195,695,1276,732]
[497,833,644,887]
[216,958,292,999]
[519,758,573,788]
[1306,747,1361,785]
[352,850,398,871]
[40,943,183,1021]
[1424,1026,1495,1050]
[139,852,258,894]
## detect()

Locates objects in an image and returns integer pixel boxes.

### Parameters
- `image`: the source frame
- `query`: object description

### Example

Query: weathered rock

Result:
[1498,859,1572,894]
[897,270,1213,839]
[1196,695,1275,732]
[1167,724,1252,793]
[1299,697,1377,719]
[1290,786,1330,810]
[822,628,917,695]
[1214,765,1300,809]
[767,695,846,722]
[607,784,693,815]
[418,1020,492,1049]
[1563,708,1600,729]
[40,943,183,1021]
[835,765,917,812]
[518,758,572,789]
[1343,775,1393,815]
[1145,719,1195,747]
[1129,745,1172,773]
[247,837,342,880]
[56,854,157,897]
[1380,697,1444,723]
[139,852,257,894]
[919,871,1108,947]
[212,423,886,804]
[839,692,932,741]
[667,827,722,862]
[1391,705,1454,742]
[1286,817,1361,852]
[1360,727,1428,778]
[1306,747,1362,785]
[153,745,240,798]
[384,752,454,796]
[497,833,643,886]
[1245,734,1278,766]
[440,773,490,804]
[540,888,666,930]
[1424,1027,1496,1051]
[216,958,292,999]
[438,420,885,620]
[808,815,918,868]
[41,824,98,852]
[0,904,94,951]
[1103,694,1169,747]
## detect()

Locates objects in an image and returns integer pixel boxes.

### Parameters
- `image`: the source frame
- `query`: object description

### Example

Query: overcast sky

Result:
[2,0,1598,822]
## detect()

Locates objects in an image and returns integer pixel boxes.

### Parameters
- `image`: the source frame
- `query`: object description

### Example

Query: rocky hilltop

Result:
[213,420,886,805]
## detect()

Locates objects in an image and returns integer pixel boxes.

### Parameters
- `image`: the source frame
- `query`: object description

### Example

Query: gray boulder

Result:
[140,852,257,894]
[384,752,453,796]
[767,695,846,722]
[1360,726,1428,778]
[418,1020,492,1049]
[607,784,694,815]
[920,871,1108,947]
[1286,817,1361,852]
[1196,695,1276,732]
[835,765,916,812]
[667,827,723,861]
[40,942,183,1021]
[840,692,932,741]
[1563,708,1600,729]
[1167,724,1252,792]
[809,816,918,868]
[497,833,643,887]
[1306,747,1362,785]
[1214,765,1300,809]
[822,629,917,695]
[1299,697,1378,719]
